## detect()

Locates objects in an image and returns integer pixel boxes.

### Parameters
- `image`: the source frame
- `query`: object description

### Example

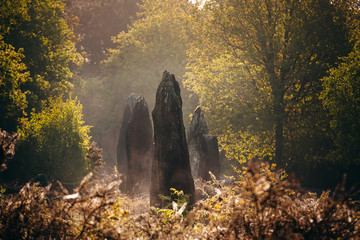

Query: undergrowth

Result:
[0,161,359,239]
[0,129,19,172]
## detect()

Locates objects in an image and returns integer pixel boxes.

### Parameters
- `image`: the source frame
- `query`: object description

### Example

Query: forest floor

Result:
[0,162,359,239]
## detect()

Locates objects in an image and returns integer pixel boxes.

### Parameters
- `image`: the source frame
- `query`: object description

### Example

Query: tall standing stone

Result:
[188,106,220,180]
[126,95,153,193]
[151,71,195,207]
[117,93,137,174]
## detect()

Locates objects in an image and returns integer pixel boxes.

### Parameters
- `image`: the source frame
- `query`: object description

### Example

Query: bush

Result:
[3,97,91,184]
[320,45,360,188]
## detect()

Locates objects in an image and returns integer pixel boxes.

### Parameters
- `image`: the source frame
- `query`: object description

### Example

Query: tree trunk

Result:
[266,56,285,169]
[274,102,284,168]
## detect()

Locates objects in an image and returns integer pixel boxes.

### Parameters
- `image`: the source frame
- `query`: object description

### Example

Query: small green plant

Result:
[158,188,191,213]
[170,188,190,208]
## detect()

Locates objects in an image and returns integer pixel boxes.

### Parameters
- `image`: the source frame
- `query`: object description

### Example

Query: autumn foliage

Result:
[0,162,359,239]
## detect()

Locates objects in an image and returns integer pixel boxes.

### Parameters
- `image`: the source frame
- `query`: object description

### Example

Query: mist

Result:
[70,0,199,170]
[1,0,360,238]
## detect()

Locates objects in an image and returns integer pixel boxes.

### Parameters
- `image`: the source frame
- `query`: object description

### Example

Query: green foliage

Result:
[185,0,357,171]
[105,0,193,94]
[5,97,90,184]
[321,44,360,168]
[219,128,274,165]
[158,188,191,213]
[0,40,29,132]
[0,0,29,35]
[186,47,272,135]
[0,0,82,111]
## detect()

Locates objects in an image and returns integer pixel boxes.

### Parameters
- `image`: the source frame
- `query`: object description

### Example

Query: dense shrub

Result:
[3,97,91,184]
[320,45,360,188]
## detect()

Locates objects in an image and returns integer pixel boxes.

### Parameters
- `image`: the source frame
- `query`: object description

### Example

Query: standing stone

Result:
[202,135,220,179]
[151,71,195,207]
[117,93,137,174]
[188,106,220,180]
[188,107,208,179]
[126,95,153,193]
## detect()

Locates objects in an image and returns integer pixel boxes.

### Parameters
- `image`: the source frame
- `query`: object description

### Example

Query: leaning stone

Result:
[126,95,153,194]
[117,93,137,174]
[188,107,220,180]
[202,135,221,180]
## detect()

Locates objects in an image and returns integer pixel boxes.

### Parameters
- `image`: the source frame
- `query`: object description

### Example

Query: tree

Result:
[0,0,81,112]
[186,0,356,168]
[64,0,140,69]
[104,0,195,111]
[321,44,360,169]
[0,40,29,132]
[3,97,91,184]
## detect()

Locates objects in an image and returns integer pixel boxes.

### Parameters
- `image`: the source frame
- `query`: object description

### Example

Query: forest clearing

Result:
[1,0,360,239]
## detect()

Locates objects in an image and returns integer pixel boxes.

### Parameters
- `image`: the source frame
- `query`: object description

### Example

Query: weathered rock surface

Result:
[117,93,137,174]
[188,107,220,180]
[151,71,195,207]
[126,95,153,193]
